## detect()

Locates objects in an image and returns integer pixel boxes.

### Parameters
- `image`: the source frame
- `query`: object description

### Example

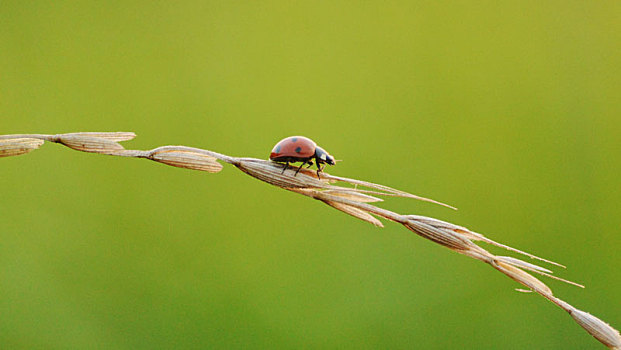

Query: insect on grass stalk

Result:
[1,131,619,349]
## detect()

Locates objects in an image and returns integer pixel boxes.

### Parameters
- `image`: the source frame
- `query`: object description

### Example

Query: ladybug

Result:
[269,136,336,178]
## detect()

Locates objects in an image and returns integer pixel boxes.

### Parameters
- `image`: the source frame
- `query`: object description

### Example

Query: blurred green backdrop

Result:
[1,1,620,349]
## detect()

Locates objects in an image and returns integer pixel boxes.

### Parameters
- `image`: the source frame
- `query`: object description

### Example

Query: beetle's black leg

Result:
[315,157,323,179]
[306,160,314,168]
[281,162,289,174]
[294,160,307,176]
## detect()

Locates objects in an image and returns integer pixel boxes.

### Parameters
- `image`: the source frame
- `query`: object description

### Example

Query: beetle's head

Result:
[325,154,336,165]
[315,146,336,165]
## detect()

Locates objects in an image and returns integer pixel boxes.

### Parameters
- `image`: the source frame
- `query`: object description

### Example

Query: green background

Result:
[1,1,619,349]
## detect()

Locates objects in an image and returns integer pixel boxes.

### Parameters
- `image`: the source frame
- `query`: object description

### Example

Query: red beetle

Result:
[269,136,336,178]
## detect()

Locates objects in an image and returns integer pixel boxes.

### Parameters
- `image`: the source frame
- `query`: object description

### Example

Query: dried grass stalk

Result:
[2,131,619,349]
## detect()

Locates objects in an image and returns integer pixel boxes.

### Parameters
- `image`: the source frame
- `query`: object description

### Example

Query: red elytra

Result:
[269,136,336,178]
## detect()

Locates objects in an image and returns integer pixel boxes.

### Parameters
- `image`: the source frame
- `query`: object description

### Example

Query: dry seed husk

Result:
[151,150,223,173]
[58,132,136,142]
[494,261,552,295]
[404,219,477,251]
[236,159,328,189]
[405,215,565,268]
[497,256,553,274]
[321,189,383,203]
[0,138,44,157]
[57,135,124,153]
[570,309,621,349]
[497,256,584,288]
[322,200,384,227]
[327,174,457,209]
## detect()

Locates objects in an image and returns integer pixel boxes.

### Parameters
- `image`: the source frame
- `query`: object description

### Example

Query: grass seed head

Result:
[2,131,618,349]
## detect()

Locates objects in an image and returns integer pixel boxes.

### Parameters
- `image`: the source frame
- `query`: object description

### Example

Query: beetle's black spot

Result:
[275,145,281,153]
[295,146,302,153]
[291,137,298,142]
